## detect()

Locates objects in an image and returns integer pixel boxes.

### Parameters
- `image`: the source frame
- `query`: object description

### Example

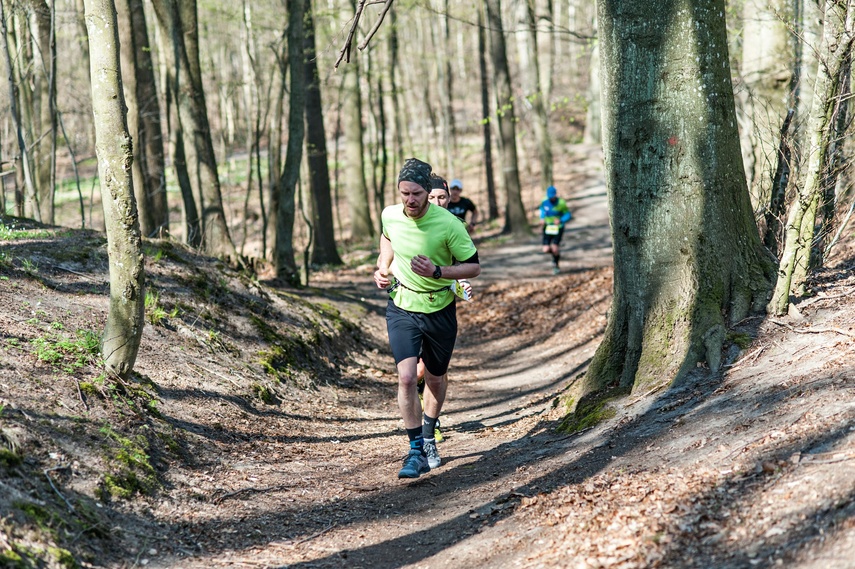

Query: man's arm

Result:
[411,253,480,280]
[468,204,479,231]
[373,233,394,289]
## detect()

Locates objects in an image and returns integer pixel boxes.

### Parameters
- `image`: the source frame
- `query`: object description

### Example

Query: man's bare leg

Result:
[397,356,422,429]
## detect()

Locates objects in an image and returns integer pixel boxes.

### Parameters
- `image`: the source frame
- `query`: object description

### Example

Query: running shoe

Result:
[398,449,430,478]
[552,265,560,275]
[434,418,444,442]
[424,439,441,469]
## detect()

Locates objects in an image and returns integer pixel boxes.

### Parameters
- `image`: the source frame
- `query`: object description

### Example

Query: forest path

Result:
[157,146,617,568]
[155,144,855,569]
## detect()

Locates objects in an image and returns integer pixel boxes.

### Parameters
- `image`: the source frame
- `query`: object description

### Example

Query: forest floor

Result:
[1,144,855,569]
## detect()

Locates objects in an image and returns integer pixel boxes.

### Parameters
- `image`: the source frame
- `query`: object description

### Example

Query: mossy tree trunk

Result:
[84,0,145,378]
[769,1,855,315]
[584,0,775,400]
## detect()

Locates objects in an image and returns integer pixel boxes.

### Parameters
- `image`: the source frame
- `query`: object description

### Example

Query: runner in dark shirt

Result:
[447,179,479,234]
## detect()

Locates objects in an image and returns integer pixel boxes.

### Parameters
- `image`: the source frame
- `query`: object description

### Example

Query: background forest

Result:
[1,0,849,292]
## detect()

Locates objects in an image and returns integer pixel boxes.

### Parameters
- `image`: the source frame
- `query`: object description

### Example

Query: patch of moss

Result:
[726,331,753,350]
[0,549,25,568]
[0,448,23,467]
[251,382,274,404]
[557,388,624,434]
[98,425,157,500]
[16,502,64,535]
[48,546,77,569]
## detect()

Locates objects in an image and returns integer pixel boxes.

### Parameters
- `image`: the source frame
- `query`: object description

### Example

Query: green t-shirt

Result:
[382,203,477,313]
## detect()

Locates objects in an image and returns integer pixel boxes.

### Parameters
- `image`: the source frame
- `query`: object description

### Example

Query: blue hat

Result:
[450,179,463,190]
[546,186,557,198]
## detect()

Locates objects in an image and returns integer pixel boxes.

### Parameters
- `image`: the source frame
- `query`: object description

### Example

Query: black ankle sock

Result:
[551,253,560,265]
[407,427,424,450]
[422,413,439,440]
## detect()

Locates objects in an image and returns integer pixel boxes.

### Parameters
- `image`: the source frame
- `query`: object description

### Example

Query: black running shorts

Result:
[542,226,565,246]
[386,299,457,377]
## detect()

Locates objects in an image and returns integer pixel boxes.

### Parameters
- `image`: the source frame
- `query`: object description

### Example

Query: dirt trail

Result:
[147,144,855,569]
[143,149,615,569]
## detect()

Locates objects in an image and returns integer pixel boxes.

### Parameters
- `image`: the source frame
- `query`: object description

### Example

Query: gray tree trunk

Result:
[305,1,341,267]
[517,0,553,186]
[769,1,855,314]
[27,0,55,224]
[584,0,775,401]
[151,0,200,247]
[0,3,39,222]
[738,0,796,210]
[274,0,305,285]
[152,0,235,258]
[83,0,145,379]
[485,0,529,237]
[343,14,373,242]
[117,0,168,238]
[478,7,499,221]
[583,16,601,145]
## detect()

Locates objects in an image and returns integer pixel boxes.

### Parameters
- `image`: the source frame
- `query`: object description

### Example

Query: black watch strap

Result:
[432,265,442,279]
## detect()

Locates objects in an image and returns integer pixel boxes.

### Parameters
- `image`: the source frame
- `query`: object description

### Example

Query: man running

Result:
[539,185,572,275]
[447,179,479,234]
[374,159,480,479]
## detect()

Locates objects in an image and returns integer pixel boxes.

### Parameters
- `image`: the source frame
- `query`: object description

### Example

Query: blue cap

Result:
[450,179,463,190]
[546,186,557,198]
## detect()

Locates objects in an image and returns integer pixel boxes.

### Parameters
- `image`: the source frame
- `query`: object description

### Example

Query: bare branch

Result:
[335,0,395,68]
[358,0,395,52]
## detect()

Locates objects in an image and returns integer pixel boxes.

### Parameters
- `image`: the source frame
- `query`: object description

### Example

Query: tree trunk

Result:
[305,1,341,267]
[0,3,39,222]
[769,1,855,314]
[83,0,145,379]
[117,0,168,238]
[478,7,499,221]
[738,0,796,210]
[583,15,601,144]
[274,0,305,285]
[74,0,90,81]
[388,9,404,168]
[152,0,234,258]
[485,0,529,237]
[585,0,775,401]
[151,0,200,247]
[28,0,55,224]
[343,11,373,242]
[517,0,553,187]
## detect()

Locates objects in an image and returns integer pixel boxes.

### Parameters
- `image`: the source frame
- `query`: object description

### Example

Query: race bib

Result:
[544,224,560,235]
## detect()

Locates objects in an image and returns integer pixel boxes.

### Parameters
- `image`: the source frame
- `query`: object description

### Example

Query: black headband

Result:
[398,158,432,191]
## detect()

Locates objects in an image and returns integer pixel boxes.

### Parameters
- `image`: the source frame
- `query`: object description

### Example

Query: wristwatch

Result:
[432,265,443,279]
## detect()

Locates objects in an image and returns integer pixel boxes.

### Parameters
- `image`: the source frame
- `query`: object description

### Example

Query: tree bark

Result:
[274,0,305,285]
[769,1,855,314]
[151,0,200,247]
[516,0,553,186]
[117,0,168,238]
[152,0,235,258]
[585,0,775,401]
[738,0,796,210]
[0,3,39,222]
[343,5,373,242]
[83,0,145,379]
[27,0,55,224]
[485,0,529,237]
[478,7,499,221]
[305,0,342,267]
